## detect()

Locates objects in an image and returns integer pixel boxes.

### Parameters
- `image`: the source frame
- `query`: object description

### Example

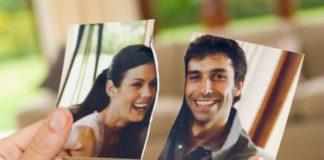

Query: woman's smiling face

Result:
[109,62,157,122]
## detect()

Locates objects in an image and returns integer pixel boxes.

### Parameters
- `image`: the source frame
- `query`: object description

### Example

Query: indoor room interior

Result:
[1,0,324,159]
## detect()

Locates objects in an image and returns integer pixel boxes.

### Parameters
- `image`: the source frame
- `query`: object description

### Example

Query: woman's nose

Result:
[141,85,153,98]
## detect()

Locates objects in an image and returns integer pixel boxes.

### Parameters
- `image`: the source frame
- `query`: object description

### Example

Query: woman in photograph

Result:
[62,44,157,158]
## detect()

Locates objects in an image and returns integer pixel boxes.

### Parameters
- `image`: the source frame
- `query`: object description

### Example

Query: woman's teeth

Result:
[133,103,148,109]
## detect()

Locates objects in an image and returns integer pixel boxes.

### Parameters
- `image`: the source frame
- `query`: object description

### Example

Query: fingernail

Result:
[49,109,67,131]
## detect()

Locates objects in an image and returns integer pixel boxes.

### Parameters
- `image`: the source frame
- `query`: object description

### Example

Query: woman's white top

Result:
[64,111,104,156]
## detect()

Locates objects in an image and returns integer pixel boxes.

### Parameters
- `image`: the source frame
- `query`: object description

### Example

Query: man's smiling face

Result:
[185,53,242,125]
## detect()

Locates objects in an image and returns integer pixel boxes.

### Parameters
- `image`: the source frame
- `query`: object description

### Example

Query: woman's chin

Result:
[129,107,147,122]
[129,115,145,122]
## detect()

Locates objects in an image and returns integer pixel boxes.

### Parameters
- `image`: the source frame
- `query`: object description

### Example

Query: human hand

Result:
[0,108,72,160]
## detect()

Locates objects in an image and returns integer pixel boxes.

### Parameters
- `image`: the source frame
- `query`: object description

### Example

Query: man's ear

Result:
[106,80,117,98]
[234,81,244,97]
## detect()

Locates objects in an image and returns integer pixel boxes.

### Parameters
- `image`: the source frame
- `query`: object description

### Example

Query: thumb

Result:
[20,108,73,160]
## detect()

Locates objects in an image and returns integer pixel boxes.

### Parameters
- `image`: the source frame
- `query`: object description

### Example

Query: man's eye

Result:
[213,74,227,81]
[187,74,200,80]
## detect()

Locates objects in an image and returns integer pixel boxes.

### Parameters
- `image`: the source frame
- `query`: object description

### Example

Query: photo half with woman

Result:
[57,20,157,159]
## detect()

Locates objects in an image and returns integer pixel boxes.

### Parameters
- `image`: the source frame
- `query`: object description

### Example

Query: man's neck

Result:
[189,116,229,148]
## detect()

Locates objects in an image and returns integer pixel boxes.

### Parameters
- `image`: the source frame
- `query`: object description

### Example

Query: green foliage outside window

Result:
[154,0,324,29]
[0,0,41,130]
[0,0,38,61]
[154,0,200,28]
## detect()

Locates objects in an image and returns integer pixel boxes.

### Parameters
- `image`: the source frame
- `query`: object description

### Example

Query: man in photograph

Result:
[159,35,260,160]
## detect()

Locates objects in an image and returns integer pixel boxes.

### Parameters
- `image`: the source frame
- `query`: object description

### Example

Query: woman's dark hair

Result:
[70,44,156,158]
[71,44,155,121]
[70,68,109,121]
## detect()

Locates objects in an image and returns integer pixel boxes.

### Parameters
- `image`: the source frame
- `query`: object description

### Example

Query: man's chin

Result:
[192,113,213,124]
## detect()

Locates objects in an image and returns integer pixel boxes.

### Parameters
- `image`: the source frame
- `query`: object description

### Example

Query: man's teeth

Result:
[133,103,148,108]
[196,100,216,106]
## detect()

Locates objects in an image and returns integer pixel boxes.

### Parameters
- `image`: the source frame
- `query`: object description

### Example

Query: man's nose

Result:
[200,79,213,95]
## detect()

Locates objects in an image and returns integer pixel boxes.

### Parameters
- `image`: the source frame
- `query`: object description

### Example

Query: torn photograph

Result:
[143,32,304,160]
[57,20,157,159]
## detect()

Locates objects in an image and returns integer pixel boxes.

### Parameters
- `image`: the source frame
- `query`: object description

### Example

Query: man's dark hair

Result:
[184,35,247,104]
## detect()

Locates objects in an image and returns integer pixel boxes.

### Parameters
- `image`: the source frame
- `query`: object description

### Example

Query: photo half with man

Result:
[56,19,303,160]
[144,32,304,160]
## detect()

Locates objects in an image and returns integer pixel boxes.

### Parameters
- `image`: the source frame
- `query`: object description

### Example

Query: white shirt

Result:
[64,111,104,156]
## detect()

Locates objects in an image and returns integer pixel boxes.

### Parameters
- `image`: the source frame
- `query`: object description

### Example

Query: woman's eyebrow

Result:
[151,78,157,81]
[132,78,145,82]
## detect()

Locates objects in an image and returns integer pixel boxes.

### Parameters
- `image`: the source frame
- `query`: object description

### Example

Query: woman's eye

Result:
[150,80,157,89]
[132,82,143,88]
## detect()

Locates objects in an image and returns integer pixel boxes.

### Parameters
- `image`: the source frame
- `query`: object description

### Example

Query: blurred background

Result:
[0,0,324,159]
